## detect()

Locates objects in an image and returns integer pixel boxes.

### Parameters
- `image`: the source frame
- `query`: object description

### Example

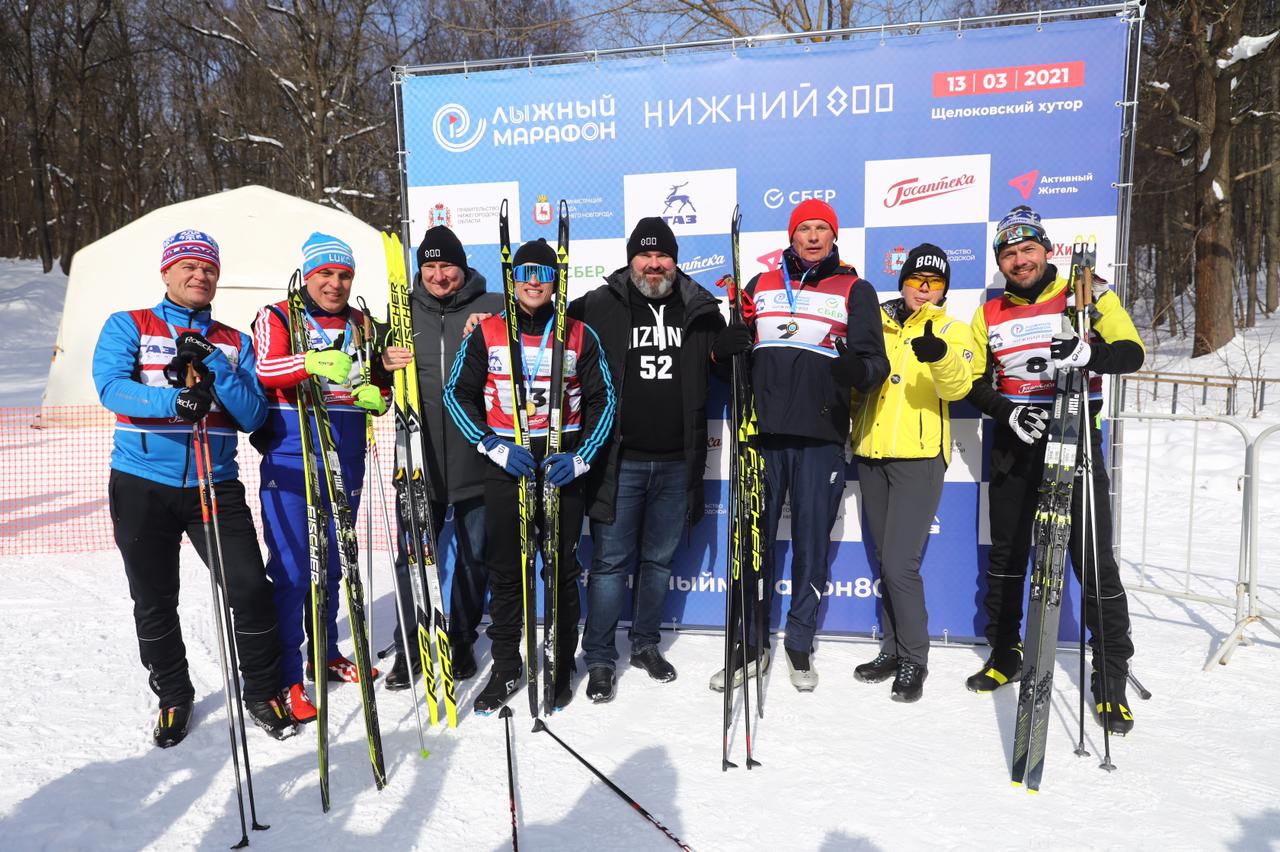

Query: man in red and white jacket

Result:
[252,232,410,722]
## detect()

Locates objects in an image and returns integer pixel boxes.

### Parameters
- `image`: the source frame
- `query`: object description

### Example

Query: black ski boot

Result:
[965,644,1022,693]
[474,666,523,715]
[384,652,420,692]
[1092,671,1135,736]
[891,662,927,703]
[452,644,478,682]
[854,652,899,683]
[553,663,576,711]
[586,667,616,704]
[153,699,194,749]
[246,692,299,740]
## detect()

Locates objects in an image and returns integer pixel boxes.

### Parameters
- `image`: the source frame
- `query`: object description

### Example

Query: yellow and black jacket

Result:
[850,298,975,465]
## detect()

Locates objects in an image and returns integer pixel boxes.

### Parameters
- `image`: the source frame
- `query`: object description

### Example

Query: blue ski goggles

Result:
[993,224,1046,252]
[514,263,557,283]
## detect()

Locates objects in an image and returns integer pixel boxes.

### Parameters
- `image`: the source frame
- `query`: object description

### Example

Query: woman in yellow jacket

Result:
[848,244,975,702]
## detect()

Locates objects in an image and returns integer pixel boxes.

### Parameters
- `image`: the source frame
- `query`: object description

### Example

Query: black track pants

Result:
[483,471,583,677]
[983,427,1134,681]
[109,469,282,704]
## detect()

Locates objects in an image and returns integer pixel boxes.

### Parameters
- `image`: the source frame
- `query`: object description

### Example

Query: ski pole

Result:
[533,719,693,851]
[501,706,519,850]
[188,367,267,846]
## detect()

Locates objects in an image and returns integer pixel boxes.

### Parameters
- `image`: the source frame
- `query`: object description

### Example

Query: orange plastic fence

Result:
[0,406,399,555]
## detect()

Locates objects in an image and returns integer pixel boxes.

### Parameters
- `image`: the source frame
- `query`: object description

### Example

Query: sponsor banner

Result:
[863,154,991,228]
[398,15,1131,637]
[623,168,737,237]
[863,222,987,292]
[407,182,520,248]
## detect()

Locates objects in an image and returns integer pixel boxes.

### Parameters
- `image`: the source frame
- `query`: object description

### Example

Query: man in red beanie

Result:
[709,199,888,694]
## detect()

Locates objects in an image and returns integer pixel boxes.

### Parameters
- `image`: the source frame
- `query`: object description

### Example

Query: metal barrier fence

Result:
[1120,371,1271,417]
[0,406,398,556]
[1113,411,1279,669]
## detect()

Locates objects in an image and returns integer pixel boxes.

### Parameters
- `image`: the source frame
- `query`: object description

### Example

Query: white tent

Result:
[45,185,393,407]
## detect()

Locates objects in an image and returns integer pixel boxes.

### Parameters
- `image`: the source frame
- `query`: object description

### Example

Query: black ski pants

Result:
[984,426,1133,683]
[483,470,583,677]
[109,469,282,705]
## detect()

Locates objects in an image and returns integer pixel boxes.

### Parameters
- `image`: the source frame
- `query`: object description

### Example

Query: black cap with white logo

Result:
[898,243,950,293]
[627,217,679,263]
[417,225,467,269]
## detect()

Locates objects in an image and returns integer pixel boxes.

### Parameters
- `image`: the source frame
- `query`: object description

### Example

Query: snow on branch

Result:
[335,123,384,146]
[1217,31,1278,69]
[216,133,285,149]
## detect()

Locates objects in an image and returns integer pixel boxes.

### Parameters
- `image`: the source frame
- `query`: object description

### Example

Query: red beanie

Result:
[788,199,838,239]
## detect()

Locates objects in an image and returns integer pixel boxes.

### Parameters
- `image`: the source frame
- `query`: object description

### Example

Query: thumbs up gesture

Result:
[909,319,947,364]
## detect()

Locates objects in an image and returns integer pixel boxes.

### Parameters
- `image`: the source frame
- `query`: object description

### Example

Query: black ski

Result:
[1011,240,1095,793]
[541,200,570,715]
[499,200,541,718]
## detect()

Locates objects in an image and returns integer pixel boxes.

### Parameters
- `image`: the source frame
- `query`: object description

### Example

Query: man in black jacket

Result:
[711,199,889,694]
[570,218,745,703]
[385,225,503,689]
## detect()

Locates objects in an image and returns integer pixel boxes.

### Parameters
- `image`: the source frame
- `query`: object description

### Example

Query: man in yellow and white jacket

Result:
[849,244,974,703]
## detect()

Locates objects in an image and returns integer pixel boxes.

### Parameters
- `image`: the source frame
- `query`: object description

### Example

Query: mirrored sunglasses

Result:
[514,263,556,283]
[993,224,1042,250]
[903,275,946,293]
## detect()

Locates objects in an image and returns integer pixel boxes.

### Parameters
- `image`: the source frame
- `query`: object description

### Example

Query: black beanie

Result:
[417,225,467,269]
[627,217,679,263]
[513,237,558,269]
[898,243,951,293]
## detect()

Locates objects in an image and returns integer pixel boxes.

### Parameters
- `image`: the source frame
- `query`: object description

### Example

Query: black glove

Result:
[910,319,947,364]
[830,338,867,388]
[175,373,215,423]
[176,331,217,362]
[711,322,753,362]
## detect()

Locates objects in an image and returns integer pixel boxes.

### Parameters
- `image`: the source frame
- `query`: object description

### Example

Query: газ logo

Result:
[432,103,487,153]
[533,195,553,225]
[883,173,976,208]
[662,182,697,224]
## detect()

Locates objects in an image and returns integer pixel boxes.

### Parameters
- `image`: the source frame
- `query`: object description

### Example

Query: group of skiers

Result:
[94,198,1143,752]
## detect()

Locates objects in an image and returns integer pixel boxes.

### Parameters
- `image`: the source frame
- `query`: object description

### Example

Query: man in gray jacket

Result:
[385,225,503,688]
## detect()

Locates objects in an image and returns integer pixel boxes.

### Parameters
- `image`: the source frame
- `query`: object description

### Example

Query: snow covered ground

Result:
[0,258,67,407]
[2,257,1279,850]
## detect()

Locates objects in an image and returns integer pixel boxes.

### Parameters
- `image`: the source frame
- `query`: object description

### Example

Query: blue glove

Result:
[543,452,590,487]
[479,433,536,478]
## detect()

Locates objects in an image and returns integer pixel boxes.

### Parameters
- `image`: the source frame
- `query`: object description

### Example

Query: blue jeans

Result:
[393,496,488,652]
[582,458,687,671]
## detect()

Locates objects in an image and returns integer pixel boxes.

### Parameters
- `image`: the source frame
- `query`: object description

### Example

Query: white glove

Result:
[1008,405,1049,445]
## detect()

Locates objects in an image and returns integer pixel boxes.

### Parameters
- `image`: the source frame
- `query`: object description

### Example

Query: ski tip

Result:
[1011,781,1022,788]
[1027,788,1041,795]
[499,706,513,719]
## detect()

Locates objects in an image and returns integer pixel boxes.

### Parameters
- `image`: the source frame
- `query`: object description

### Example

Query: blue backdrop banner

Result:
[399,16,1132,640]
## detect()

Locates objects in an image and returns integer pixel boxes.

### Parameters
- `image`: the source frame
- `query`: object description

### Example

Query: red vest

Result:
[751,268,858,356]
[475,315,587,439]
[116,309,241,437]
[982,289,1103,403]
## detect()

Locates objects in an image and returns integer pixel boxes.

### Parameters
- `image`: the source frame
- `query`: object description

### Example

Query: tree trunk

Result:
[1268,59,1280,316]
[18,4,55,272]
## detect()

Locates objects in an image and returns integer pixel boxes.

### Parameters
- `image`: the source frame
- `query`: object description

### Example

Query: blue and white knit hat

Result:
[161,229,220,272]
[992,205,1051,256]
[301,232,355,278]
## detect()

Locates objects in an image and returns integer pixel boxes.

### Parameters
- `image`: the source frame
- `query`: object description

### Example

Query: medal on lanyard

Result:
[521,322,552,418]
[780,258,806,338]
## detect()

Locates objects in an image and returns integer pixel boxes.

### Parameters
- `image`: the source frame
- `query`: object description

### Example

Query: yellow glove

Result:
[352,382,388,415]
[304,348,353,384]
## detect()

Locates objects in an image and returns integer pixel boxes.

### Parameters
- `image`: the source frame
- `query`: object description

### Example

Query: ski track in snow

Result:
[3,258,1280,849]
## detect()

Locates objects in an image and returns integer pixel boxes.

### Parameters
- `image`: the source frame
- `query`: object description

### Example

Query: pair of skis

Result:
[383,233,458,742]
[720,205,766,770]
[498,198,570,718]
[286,274,385,811]
[1009,241,1097,793]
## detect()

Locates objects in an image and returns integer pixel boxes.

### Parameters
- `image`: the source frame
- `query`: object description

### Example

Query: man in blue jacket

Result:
[93,229,296,748]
